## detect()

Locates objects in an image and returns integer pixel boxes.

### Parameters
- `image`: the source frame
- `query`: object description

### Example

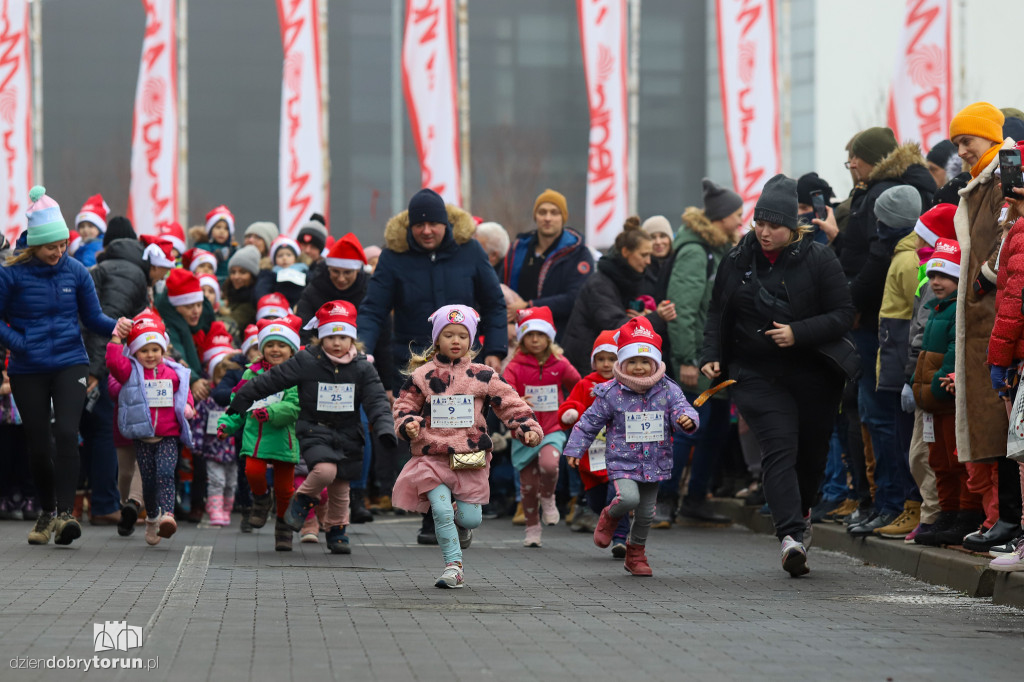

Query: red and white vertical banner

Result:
[886,0,952,153]
[402,0,461,206]
[577,0,629,250]
[716,0,780,226]
[277,0,327,237]
[0,0,33,246]
[128,0,178,237]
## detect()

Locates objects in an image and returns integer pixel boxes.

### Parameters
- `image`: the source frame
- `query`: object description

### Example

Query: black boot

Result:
[117,500,140,537]
[326,525,351,554]
[349,488,374,524]
[417,512,437,545]
[249,493,273,529]
[238,507,253,533]
[929,510,986,547]
[913,509,958,546]
[274,517,293,552]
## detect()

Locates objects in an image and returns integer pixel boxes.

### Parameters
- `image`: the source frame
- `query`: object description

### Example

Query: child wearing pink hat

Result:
[563,317,698,576]
[392,305,543,588]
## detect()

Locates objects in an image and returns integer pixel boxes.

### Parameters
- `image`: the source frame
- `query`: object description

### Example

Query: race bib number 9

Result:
[525,385,558,412]
[144,379,173,408]
[317,383,355,412]
[430,395,475,428]
[625,411,664,443]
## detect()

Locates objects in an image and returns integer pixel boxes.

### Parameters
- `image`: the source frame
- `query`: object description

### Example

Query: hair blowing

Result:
[613,216,652,253]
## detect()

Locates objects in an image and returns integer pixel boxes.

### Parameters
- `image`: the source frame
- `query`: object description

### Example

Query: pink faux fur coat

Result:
[392,354,541,513]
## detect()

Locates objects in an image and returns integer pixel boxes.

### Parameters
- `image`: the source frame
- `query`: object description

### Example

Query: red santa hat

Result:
[200,321,236,364]
[324,232,367,270]
[914,203,957,247]
[256,292,291,320]
[126,312,169,355]
[156,221,186,254]
[141,237,176,269]
[590,329,619,366]
[303,300,358,340]
[240,324,260,356]
[67,229,82,255]
[269,235,301,264]
[516,306,556,342]
[75,194,109,233]
[258,314,302,351]
[614,317,663,366]
[182,247,218,274]
[926,238,961,280]
[205,205,235,238]
[165,268,204,306]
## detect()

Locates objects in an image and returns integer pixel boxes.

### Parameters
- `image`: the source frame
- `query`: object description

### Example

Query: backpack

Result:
[655,242,716,301]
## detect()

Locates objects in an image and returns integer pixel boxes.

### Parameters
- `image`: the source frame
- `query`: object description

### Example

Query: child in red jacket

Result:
[503,306,581,547]
[557,329,631,557]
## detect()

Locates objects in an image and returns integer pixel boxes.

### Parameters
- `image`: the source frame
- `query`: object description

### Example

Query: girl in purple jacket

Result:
[563,317,697,576]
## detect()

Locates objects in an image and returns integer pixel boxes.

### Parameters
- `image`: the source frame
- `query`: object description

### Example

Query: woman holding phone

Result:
[562,218,676,377]
[700,174,855,577]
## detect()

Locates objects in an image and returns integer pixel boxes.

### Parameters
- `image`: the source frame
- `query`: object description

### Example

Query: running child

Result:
[563,317,698,576]
[392,305,543,588]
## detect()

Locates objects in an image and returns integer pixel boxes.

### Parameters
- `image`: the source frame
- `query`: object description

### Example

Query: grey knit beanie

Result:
[228,244,261,277]
[753,174,798,230]
[702,178,744,222]
[874,185,922,229]
[243,221,279,252]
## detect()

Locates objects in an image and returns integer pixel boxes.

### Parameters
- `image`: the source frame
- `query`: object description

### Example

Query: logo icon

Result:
[638,345,651,353]
[447,309,465,323]
[93,621,143,652]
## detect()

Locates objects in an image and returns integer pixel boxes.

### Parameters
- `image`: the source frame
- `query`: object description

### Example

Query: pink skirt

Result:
[391,452,493,514]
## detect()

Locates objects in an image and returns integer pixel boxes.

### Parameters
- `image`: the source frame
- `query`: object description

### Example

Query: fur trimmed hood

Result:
[679,206,733,248]
[383,203,476,253]
[868,142,928,184]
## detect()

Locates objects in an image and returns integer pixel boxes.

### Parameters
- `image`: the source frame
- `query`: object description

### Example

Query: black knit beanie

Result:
[932,171,971,207]
[701,178,743,221]
[103,216,137,247]
[796,172,834,206]
[753,174,798,230]
[407,188,449,227]
[926,139,957,167]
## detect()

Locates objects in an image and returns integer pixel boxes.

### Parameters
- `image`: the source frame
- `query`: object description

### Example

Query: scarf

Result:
[597,253,644,301]
[613,361,666,394]
[324,346,358,365]
[971,144,1001,179]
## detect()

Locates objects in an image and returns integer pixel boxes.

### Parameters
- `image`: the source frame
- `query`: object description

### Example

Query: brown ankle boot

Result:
[624,543,653,576]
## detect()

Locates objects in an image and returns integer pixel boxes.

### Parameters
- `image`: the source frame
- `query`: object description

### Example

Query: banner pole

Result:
[319,0,329,224]
[457,0,470,210]
[31,0,42,184]
[391,0,403,214]
[627,0,639,216]
[178,0,188,227]
[779,0,791,176]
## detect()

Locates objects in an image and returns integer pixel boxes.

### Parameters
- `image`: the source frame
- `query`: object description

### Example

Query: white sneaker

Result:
[540,496,560,526]
[989,537,1021,558]
[435,562,464,588]
[781,535,809,577]
[523,524,542,547]
[990,540,1024,572]
[145,520,160,546]
[300,531,319,543]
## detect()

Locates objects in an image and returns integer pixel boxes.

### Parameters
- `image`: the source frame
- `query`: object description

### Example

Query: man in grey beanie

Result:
[243,221,279,257]
[702,178,744,223]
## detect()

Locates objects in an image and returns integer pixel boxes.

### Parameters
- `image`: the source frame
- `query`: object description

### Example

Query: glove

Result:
[253,407,270,423]
[990,365,1011,393]
[216,424,227,440]
[560,409,579,426]
[900,384,916,413]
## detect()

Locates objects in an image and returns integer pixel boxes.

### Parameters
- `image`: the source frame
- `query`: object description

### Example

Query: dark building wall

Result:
[39,0,705,248]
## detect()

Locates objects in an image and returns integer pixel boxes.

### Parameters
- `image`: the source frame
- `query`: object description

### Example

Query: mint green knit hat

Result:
[25,185,70,246]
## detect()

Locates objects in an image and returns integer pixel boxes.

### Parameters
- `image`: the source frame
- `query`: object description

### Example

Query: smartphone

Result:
[627,299,645,312]
[1000,148,1023,198]
[810,190,827,221]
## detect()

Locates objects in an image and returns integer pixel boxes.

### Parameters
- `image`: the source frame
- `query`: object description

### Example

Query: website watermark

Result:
[9,620,158,673]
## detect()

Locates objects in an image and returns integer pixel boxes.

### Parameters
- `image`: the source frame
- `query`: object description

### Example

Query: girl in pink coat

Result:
[393,305,542,589]
[502,306,581,547]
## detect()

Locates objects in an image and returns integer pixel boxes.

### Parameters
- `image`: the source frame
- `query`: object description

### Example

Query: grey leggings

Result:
[606,479,659,546]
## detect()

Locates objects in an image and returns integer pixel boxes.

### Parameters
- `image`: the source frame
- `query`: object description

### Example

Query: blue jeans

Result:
[660,393,731,501]
[852,329,918,515]
[819,426,848,502]
[78,379,121,515]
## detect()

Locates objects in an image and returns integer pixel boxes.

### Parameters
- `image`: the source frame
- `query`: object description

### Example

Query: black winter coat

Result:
[227,346,396,479]
[294,263,395,391]
[83,239,150,378]
[702,230,855,378]
[253,268,306,308]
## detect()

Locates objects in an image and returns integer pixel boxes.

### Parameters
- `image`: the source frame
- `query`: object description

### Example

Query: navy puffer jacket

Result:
[358,203,507,389]
[0,252,117,375]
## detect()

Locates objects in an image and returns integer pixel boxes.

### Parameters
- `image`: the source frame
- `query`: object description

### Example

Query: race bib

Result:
[430,395,475,428]
[144,379,173,408]
[317,383,354,412]
[525,385,558,412]
[588,428,607,472]
[276,267,307,287]
[206,409,225,435]
[249,392,283,412]
[922,412,935,443]
[625,411,665,443]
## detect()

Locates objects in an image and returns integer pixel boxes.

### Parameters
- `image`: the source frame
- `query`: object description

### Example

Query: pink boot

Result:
[221,495,235,526]
[207,495,228,526]
[623,543,653,576]
[593,507,617,548]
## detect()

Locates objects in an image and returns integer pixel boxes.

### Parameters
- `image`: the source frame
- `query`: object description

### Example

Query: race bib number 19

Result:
[625,411,664,443]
